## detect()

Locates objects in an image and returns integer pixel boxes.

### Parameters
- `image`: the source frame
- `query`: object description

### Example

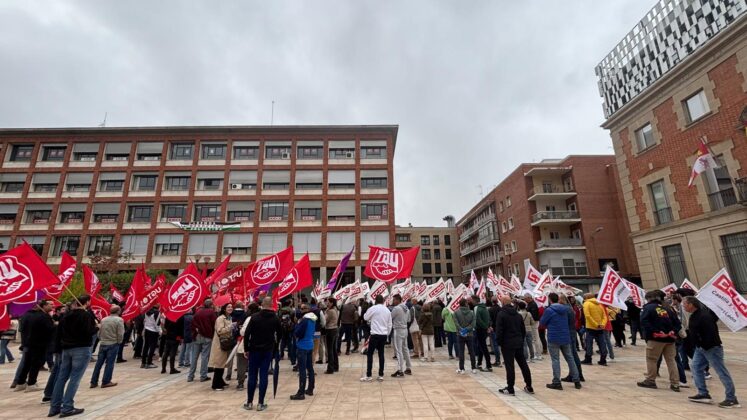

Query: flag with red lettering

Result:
[510,274,522,293]
[445,278,454,295]
[622,278,646,309]
[498,275,517,295]
[596,266,630,311]
[121,266,147,322]
[82,264,102,296]
[363,246,419,283]
[272,255,313,307]
[424,278,446,303]
[140,275,166,313]
[44,252,77,299]
[204,255,231,286]
[681,278,699,292]
[90,294,111,321]
[213,266,245,295]
[0,243,60,305]
[523,264,542,290]
[660,283,678,296]
[448,287,470,313]
[476,279,486,302]
[688,140,718,187]
[469,270,479,290]
[368,280,389,302]
[696,268,747,332]
[110,284,124,302]
[245,247,295,289]
[160,263,209,322]
[532,270,553,295]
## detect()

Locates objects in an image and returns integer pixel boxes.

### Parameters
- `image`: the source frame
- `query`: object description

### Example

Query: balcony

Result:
[462,253,501,272]
[460,232,499,257]
[535,238,585,252]
[459,214,495,242]
[548,264,588,277]
[653,207,673,226]
[528,185,576,201]
[708,188,738,211]
[530,210,580,226]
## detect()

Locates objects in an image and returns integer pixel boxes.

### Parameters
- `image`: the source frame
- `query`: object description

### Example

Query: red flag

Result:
[204,255,231,286]
[213,292,233,307]
[0,304,9,331]
[121,266,147,322]
[110,284,124,302]
[0,243,60,305]
[245,247,295,289]
[139,274,165,313]
[82,264,102,296]
[44,252,77,299]
[272,254,313,307]
[160,263,208,322]
[363,245,419,283]
[90,294,111,321]
[213,266,245,295]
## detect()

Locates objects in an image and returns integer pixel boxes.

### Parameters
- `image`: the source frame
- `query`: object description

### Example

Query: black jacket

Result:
[526,300,540,321]
[488,305,501,327]
[20,309,54,351]
[244,309,282,353]
[640,300,681,343]
[687,307,721,350]
[494,305,526,349]
[59,308,97,350]
[626,301,641,321]
[164,317,184,341]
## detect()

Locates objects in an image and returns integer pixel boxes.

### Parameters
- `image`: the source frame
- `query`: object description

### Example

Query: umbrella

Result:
[272,350,280,399]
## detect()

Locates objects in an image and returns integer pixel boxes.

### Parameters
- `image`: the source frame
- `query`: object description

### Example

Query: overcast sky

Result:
[0,0,653,227]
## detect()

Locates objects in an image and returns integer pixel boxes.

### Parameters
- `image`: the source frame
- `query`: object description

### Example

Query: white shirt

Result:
[364,304,393,336]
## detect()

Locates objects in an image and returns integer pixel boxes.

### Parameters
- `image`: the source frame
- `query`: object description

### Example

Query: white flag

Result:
[523,264,542,290]
[680,278,699,292]
[596,266,630,311]
[696,269,747,332]
[622,279,646,309]
[660,283,678,296]
[532,270,553,296]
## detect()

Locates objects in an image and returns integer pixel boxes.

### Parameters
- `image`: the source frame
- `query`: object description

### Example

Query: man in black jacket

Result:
[243,297,282,412]
[14,300,54,392]
[637,290,681,392]
[683,296,740,408]
[495,296,533,396]
[49,295,97,418]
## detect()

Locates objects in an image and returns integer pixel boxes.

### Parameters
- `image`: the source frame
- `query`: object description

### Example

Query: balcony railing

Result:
[531,210,580,223]
[462,254,501,271]
[460,233,500,257]
[547,264,588,277]
[529,185,575,195]
[708,188,738,211]
[735,177,747,204]
[459,214,495,241]
[653,207,673,225]
[536,238,584,249]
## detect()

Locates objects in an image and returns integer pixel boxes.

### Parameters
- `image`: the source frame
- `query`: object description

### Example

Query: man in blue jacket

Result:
[540,293,580,390]
[290,303,317,400]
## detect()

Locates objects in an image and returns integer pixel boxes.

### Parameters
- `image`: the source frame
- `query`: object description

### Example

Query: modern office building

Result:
[597,0,747,291]
[457,155,639,291]
[0,125,398,282]
[395,217,462,283]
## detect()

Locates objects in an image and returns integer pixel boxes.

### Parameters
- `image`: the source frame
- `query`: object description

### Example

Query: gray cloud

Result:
[0,0,652,226]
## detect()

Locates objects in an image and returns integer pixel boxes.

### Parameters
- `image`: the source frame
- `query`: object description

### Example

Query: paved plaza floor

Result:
[1,330,745,419]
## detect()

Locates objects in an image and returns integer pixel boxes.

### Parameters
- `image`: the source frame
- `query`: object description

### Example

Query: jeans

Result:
[583,329,607,362]
[51,347,91,413]
[392,328,411,372]
[502,345,532,392]
[13,349,27,383]
[44,353,61,399]
[247,351,272,405]
[523,330,535,360]
[0,338,14,363]
[548,342,579,384]
[187,335,212,381]
[179,342,193,366]
[446,331,456,357]
[629,319,641,344]
[457,335,476,371]
[692,346,736,401]
[281,332,297,365]
[325,329,338,372]
[603,330,615,359]
[677,341,690,370]
[538,328,548,353]
[490,331,501,365]
[296,348,314,394]
[475,329,491,368]
[338,324,355,354]
[90,344,118,386]
[366,334,387,377]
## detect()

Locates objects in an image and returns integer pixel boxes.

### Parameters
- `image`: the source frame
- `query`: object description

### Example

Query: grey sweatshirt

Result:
[391,304,409,330]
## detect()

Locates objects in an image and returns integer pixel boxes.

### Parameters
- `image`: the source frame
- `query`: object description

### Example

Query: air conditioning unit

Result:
[345,151,354,159]
[281,152,290,159]
[230,183,242,190]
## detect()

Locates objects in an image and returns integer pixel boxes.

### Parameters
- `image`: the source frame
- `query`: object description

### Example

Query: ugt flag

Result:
[160,263,209,322]
[364,245,418,283]
[83,264,102,296]
[245,247,295,289]
[0,243,59,305]
[272,254,313,307]
[696,268,747,332]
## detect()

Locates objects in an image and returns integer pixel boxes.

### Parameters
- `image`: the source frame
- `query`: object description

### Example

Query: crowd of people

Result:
[0,285,740,417]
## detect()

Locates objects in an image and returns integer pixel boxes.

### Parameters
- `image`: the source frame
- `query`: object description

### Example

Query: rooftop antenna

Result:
[477,184,483,198]
[98,112,107,127]
[270,101,275,126]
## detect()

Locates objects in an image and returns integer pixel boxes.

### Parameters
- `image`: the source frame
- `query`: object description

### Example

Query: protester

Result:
[178,309,194,369]
[209,303,234,391]
[0,317,18,364]
[540,293,581,390]
[290,303,317,400]
[390,294,412,377]
[558,295,584,384]
[243,297,282,412]
[495,296,533,396]
[626,298,642,346]
[361,295,392,382]
[408,298,423,359]
[237,303,260,390]
[116,318,131,364]
[90,305,125,388]
[417,303,435,362]
[637,290,681,392]
[48,295,97,418]
[683,296,740,408]
[473,296,492,372]
[132,314,145,359]
[611,305,626,347]
[140,306,160,369]
[523,294,543,359]
[603,306,616,360]
[161,312,183,375]
[432,300,444,348]
[488,297,502,367]
[453,298,477,374]
[14,299,54,392]
[188,299,217,383]
[517,301,535,361]
[338,299,359,355]
[581,293,608,366]
[310,298,325,365]
[323,298,339,374]
[442,302,457,360]
[230,302,248,386]
[278,299,297,366]
[42,305,66,404]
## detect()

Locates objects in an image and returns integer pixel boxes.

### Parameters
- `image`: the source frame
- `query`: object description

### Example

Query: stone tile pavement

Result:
[0,330,745,419]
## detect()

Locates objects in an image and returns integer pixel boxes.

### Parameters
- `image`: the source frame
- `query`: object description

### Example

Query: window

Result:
[568,202,577,211]
[506,196,512,207]
[396,233,411,242]
[444,235,451,246]
[74,152,97,161]
[721,232,747,292]
[51,236,80,256]
[295,207,321,221]
[162,204,187,221]
[422,263,432,274]
[361,203,387,220]
[26,210,50,224]
[684,90,710,123]
[361,178,387,189]
[233,146,259,159]
[262,181,289,190]
[297,146,322,159]
[34,183,57,192]
[329,148,354,159]
[265,146,290,159]
[501,221,507,233]
[513,263,520,276]
[120,235,148,256]
[327,200,355,220]
[128,206,152,223]
[66,183,90,192]
[296,182,322,190]
[257,233,287,254]
[106,154,129,161]
[187,234,218,256]
[293,232,321,254]
[133,175,157,191]
[100,180,123,192]
[1,182,24,192]
[261,202,288,221]
[170,143,194,160]
[498,201,504,212]
[635,123,655,152]
[201,144,226,160]
[435,263,442,274]
[86,235,113,256]
[194,204,220,221]
[446,263,453,274]
[361,146,385,159]
[504,243,511,254]
[662,244,689,284]
[155,235,182,256]
[445,249,452,259]
[549,231,560,240]
[705,155,737,211]
[166,176,190,191]
[649,180,672,225]
[510,240,517,253]
[327,232,355,253]
[198,179,223,190]
[93,214,118,223]
[508,217,514,230]
[434,249,441,259]
[421,235,430,246]
[42,147,66,161]
[17,237,43,255]
[10,145,34,162]
[223,233,252,255]
[227,209,254,222]
[0,210,15,224]
[422,249,431,260]
[60,212,84,223]
[433,235,440,246]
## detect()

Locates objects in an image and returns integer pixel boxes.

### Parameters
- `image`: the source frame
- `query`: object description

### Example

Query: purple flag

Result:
[8,290,43,317]
[251,282,273,301]
[327,247,354,291]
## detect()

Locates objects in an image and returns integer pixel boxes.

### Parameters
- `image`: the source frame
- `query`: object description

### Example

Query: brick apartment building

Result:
[597,0,747,291]
[395,216,462,283]
[457,155,638,290]
[0,125,397,283]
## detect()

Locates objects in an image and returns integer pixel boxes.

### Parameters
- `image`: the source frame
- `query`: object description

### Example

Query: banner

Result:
[469,270,479,290]
[213,266,244,295]
[44,252,77,299]
[696,268,747,332]
[82,264,102,296]
[448,287,469,313]
[121,266,147,322]
[327,247,354,291]
[476,279,486,302]
[425,278,446,303]
[204,255,231,286]
[532,270,553,296]
[523,264,542,290]
[0,304,9,331]
[446,278,454,295]
[368,280,389,302]
[110,284,124,302]
[90,294,111,321]
[660,283,678,295]
[363,246,419,283]
[333,283,351,301]
[486,269,500,292]
[245,247,295,289]
[510,274,522,293]
[160,263,209,322]
[622,279,646,309]
[498,275,518,295]
[0,243,60,305]
[272,254,313,306]
[596,266,630,311]
[680,278,699,292]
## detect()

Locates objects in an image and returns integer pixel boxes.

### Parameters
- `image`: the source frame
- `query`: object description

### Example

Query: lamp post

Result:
[589,226,604,276]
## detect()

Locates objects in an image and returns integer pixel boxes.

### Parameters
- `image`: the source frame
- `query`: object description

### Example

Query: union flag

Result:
[363,246,419,283]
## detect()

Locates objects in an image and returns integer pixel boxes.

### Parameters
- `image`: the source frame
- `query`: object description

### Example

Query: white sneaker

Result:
[13,384,26,392]
[377,376,384,382]
[360,376,373,382]
[705,374,713,380]
[24,384,41,392]
[471,369,478,374]
[456,369,465,375]
[679,382,690,388]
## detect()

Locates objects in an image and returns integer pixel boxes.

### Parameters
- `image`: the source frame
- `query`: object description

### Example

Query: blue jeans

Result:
[247,351,272,405]
[51,347,91,413]
[583,329,607,361]
[446,331,456,357]
[296,348,314,394]
[549,342,579,384]
[90,344,118,386]
[0,339,15,363]
[179,342,193,366]
[603,330,615,359]
[490,331,501,365]
[692,346,736,401]
[187,336,211,381]
[677,341,690,370]
[44,353,61,399]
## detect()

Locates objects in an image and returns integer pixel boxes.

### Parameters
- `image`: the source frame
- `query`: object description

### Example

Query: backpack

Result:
[280,311,294,332]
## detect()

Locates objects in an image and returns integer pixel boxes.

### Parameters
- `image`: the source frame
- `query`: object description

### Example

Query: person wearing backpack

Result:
[453,298,477,374]
[278,300,297,367]
[637,290,681,392]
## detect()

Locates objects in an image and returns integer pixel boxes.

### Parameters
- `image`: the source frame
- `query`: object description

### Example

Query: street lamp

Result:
[590,226,604,276]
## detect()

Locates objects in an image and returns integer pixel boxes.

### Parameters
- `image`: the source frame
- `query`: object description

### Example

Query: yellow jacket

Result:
[583,298,608,330]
